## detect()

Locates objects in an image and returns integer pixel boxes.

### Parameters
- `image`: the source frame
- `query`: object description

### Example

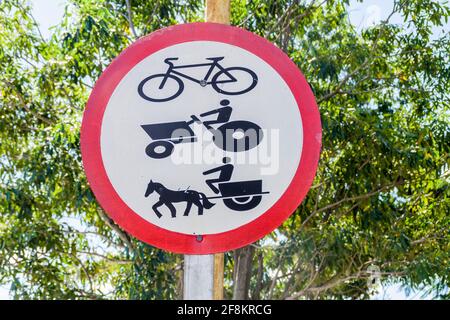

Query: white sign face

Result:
[100,40,303,235]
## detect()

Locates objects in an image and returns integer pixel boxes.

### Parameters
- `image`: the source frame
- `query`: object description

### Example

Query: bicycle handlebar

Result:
[186,115,201,125]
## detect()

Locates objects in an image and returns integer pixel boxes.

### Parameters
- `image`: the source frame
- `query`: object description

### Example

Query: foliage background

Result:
[0,0,449,299]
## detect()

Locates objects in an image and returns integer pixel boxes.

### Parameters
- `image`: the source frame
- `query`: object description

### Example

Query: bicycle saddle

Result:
[164,57,179,64]
[206,57,224,61]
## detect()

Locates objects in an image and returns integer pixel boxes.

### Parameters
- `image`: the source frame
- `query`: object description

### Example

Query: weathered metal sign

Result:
[80,23,321,254]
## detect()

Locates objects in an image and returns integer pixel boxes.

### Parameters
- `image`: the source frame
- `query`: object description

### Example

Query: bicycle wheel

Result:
[138,74,184,102]
[211,67,258,95]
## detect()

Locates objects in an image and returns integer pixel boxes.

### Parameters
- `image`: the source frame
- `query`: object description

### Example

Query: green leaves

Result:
[0,0,449,299]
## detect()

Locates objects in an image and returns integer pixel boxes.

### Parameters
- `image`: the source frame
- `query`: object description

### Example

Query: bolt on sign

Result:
[80,23,322,254]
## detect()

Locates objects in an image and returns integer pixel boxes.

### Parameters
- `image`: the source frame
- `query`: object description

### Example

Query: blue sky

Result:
[1,0,447,300]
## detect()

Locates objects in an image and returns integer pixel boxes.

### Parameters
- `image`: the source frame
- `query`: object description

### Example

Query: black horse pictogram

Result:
[145,180,215,218]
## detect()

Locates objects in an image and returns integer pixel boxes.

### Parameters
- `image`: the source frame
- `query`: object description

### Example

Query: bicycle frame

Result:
[159,58,238,89]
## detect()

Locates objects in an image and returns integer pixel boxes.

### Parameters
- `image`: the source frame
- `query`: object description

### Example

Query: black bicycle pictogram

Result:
[141,100,263,159]
[203,157,269,211]
[138,57,258,102]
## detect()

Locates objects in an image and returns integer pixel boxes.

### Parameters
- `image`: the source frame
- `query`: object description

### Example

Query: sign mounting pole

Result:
[183,0,229,300]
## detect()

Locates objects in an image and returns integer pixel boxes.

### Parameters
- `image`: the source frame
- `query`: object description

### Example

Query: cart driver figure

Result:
[203,157,234,194]
[199,99,232,129]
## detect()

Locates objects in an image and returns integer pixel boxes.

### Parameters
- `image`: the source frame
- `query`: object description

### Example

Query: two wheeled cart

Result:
[206,180,269,211]
[141,112,263,159]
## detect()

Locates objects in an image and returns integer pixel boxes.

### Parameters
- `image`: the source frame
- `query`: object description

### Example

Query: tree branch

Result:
[317,1,405,104]
[314,183,396,215]
[125,0,138,39]
[3,81,53,125]
[77,250,132,264]
[96,208,135,253]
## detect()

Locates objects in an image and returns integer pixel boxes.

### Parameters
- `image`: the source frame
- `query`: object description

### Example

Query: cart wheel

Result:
[223,195,262,211]
[145,141,174,159]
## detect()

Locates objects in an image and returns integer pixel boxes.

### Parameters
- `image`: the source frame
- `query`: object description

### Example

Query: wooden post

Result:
[183,0,230,301]
[213,251,224,299]
[206,0,229,301]
[205,0,231,24]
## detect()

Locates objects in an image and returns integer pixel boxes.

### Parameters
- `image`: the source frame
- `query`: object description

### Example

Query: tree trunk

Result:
[252,251,264,300]
[232,245,255,300]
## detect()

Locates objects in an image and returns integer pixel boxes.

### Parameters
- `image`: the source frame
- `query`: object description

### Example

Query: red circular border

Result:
[80,23,321,254]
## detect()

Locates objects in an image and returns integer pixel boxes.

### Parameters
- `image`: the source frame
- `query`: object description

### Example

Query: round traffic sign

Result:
[80,23,321,254]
